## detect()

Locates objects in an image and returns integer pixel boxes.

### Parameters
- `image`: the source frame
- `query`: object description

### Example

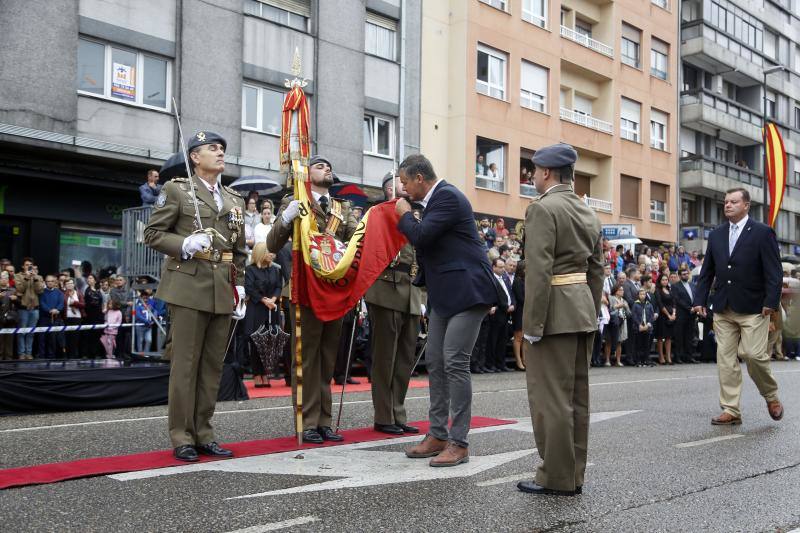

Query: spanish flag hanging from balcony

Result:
[764,122,787,228]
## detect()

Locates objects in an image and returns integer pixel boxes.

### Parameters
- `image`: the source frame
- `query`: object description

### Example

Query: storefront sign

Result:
[601,224,634,239]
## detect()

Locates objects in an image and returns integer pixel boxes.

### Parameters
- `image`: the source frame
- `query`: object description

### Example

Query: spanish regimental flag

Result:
[764,122,787,228]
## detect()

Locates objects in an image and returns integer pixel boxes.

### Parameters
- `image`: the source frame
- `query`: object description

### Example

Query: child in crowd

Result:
[101,300,122,359]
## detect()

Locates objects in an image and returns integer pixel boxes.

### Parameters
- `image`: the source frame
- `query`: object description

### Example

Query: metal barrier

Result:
[122,206,163,281]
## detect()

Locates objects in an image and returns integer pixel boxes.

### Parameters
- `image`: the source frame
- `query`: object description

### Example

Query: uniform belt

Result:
[193,249,233,263]
[390,263,413,275]
[551,273,587,286]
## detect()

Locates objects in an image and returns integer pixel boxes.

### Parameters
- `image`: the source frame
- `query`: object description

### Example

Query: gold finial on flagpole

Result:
[286,47,308,89]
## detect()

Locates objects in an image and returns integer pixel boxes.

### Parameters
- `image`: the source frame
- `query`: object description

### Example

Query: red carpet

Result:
[0,416,512,490]
[245,378,429,398]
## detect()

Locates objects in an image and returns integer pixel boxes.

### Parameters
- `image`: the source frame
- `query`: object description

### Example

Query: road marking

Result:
[674,434,744,448]
[475,463,594,487]
[224,516,319,532]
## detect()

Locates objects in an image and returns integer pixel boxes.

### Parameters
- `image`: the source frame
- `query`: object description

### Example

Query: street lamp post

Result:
[761,64,786,223]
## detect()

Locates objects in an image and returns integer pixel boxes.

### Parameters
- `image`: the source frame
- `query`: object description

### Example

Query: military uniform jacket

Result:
[364,243,425,316]
[523,184,604,337]
[144,176,247,315]
[267,193,359,254]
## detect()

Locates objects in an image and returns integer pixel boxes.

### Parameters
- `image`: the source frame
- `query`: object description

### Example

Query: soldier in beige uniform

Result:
[366,172,425,435]
[518,143,604,496]
[144,131,247,462]
[267,155,359,444]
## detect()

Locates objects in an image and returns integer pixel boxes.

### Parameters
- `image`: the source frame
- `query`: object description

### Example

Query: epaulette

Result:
[170,177,189,183]
[222,184,242,198]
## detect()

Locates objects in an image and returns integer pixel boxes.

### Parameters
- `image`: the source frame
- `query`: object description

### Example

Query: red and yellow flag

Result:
[764,122,787,228]
[279,86,311,172]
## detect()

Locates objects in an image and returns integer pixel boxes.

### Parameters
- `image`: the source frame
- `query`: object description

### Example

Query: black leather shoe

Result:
[346,377,361,385]
[197,441,233,457]
[173,445,199,462]
[471,367,484,374]
[318,426,344,441]
[374,423,404,435]
[398,423,420,434]
[302,429,324,444]
[689,358,701,364]
[517,480,580,496]
[484,367,497,373]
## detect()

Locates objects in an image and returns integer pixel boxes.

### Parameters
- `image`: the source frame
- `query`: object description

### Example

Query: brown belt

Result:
[551,273,587,286]
[193,249,233,263]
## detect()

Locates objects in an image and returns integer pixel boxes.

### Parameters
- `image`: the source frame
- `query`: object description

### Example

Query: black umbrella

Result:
[159,151,189,181]
[229,175,283,196]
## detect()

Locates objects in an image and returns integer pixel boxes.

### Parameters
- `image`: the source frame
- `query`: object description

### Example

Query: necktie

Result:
[319,196,329,214]
[729,223,738,255]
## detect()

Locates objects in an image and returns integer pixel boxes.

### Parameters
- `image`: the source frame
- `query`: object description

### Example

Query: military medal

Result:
[228,206,243,243]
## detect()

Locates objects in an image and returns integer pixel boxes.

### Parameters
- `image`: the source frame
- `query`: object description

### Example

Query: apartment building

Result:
[421,0,679,244]
[679,0,800,254]
[0,0,421,273]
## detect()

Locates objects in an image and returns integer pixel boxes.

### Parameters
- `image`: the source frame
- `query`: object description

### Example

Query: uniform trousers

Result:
[525,332,592,492]
[368,303,418,426]
[166,304,231,447]
[713,309,780,418]
[290,304,344,430]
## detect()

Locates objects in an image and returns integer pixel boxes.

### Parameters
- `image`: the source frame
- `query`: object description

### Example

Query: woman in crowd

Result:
[0,272,17,360]
[632,288,655,367]
[253,200,275,247]
[244,242,282,387]
[654,273,676,365]
[511,260,525,371]
[101,300,121,359]
[244,197,260,250]
[604,283,628,367]
[63,279,84,358]
[82,274,104,358]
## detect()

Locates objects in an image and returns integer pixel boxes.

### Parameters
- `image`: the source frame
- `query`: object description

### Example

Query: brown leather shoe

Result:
[767,400,784,421]
[429,442,469,467]
[711,412,742,425]
[405,435,448,458]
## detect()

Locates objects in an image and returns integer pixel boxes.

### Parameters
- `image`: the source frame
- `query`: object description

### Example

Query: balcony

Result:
[582,195,612,213]
[680,89,762,145]
[560,25,614,58]
[680,156,763,198]
[560,107,613,135]
[681,22,763,85]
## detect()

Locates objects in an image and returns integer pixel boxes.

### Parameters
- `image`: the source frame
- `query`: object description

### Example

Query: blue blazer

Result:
[693,217,782,315]
[397,181,497,318]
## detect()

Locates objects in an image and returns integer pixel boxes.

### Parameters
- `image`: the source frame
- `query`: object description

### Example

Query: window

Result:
[776,211,790,240]
[794,105,800,129]
[241,84,283,135]
[650,182,668,222]
[475,137,506,192]
[479,0,508,11]
[792,157,800,186]
[796,215,800,243]
[522,0,547,28]
[650,38,669,80]
[621,23,641,68]
[715,139,729,161]
[575,19,592,38]
[244,0,310,32]
[574,94,593,116]
[650,109,668,151]
[574,174,590,198]
[520,148,537,196]
[363,114,394,157]
[620,175,641,218]
[520,60,548,113]
[76,37,170,110]
[652,0,669,9]
[681,199,695,224]
[764,30,778,59]
[476,44,507,100]
[365,12,397,61]
[620,97,641,142]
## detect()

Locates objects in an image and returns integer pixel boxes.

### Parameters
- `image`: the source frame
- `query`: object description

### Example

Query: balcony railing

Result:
[560,107,614,135]
[559,25,614,58]
[680,155,764,188]
[679,89,763,129]
[520,183,538,197]
[582,195,613,213]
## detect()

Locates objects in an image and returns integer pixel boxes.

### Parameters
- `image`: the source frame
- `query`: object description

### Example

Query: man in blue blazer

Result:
[395,154,497,467]
[692,187,784,425]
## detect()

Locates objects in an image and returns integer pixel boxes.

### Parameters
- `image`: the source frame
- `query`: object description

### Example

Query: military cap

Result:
[532,143,577,169]
[187,131,227,152]
[382,171,395,187]
[308,154,333,170]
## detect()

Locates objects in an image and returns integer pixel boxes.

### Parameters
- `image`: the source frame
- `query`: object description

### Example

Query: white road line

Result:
[223,516,319,532]
[674,434,745,448]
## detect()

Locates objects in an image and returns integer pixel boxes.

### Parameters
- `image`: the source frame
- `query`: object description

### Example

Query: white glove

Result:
[181,233,211,258]
[281,200,301,224]
[420,304,426,316]
[524,335,542,344]
[232,285,246,320]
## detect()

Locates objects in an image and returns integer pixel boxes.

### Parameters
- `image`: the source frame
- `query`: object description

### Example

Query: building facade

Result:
[420,0,680,244]
[679,0,800,254]
[0,0,421,274]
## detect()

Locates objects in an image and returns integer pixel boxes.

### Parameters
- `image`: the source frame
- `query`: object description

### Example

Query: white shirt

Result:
[494,273,511,306]
[253,223,273,245]
[311,190,330,207]
[506,273,515,286]
[197,176,223,210]
[419,179,444,209]
[682,280,693,302]
[728,215,748,254]
[66,292,81,319]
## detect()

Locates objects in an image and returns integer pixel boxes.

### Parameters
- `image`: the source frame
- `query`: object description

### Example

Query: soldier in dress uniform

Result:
[518,143,604,496]
[144,131,247,462]
[366,172,425,435]
[267,155,359,444]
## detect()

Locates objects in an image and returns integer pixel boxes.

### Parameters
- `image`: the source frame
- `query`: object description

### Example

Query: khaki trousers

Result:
[290,304,344,430]
[525,332,591,492]
[166,304,231,447]
[768,328,784,358]
[713,309,779,418]
[368,304,418,425]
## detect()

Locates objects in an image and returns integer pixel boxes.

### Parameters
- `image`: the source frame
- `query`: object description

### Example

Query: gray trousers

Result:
[426,305,488,447]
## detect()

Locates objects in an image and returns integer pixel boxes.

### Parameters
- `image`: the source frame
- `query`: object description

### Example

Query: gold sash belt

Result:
[551,273,587,286]
[193,249,233,263]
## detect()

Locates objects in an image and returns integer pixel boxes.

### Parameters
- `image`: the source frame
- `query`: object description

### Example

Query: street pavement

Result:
[1,362,800,532]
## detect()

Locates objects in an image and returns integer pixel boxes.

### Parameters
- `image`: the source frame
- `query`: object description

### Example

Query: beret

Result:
[382,171,395,187]
[308,155,333,170]
[187,131,226,152]
[532,143,577,168]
